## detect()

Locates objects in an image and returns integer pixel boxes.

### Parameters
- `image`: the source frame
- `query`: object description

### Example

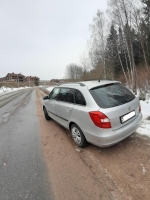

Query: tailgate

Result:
[99,97,140,131]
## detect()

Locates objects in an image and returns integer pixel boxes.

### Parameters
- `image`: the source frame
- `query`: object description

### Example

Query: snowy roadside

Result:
[0,86,31,95]
[46,86,54,93]
[136,98,150,137]
[39,86,54,94]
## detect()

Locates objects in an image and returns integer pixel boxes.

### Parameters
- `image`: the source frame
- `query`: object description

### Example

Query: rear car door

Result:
[45,87,60,121]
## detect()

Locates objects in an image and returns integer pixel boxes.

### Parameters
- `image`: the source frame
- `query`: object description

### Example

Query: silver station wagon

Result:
[43,80,142,148]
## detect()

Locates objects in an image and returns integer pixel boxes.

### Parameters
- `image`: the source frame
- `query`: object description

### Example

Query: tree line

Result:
[65,0,150,96]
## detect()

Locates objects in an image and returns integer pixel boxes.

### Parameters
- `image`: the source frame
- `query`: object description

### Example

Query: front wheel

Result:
[71,124,87,148]
[43,107,51,120]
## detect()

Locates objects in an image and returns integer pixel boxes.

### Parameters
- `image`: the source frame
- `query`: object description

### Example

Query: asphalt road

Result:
[0,88,53,200]
[0,90,28,109]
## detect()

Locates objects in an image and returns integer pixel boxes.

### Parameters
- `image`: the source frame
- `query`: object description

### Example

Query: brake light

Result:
[89,111,111,128]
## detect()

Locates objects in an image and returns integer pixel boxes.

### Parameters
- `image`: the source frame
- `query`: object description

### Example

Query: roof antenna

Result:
[98,71,104,82]
[98,66,106,82]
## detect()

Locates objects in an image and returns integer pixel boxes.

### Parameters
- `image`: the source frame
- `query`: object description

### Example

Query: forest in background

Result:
[65,0,150,99]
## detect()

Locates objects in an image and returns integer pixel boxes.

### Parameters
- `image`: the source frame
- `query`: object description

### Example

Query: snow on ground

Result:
[136,98,150,137]
[39,85,54,93]
[46,86,54,93]
[0,86,30,95]
[39,86,54,93]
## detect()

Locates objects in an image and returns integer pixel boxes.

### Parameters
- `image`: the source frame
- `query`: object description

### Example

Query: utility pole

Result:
[18,74,19,88]
[18,72,21,88]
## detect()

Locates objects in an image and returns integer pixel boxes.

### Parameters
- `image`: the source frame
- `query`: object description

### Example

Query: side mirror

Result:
[43,95,49,100]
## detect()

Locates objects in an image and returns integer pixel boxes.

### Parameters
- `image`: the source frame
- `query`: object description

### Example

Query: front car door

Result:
[45,87,60,122]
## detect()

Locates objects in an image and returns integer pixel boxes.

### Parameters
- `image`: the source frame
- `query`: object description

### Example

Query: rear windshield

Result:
[90,83,135,108]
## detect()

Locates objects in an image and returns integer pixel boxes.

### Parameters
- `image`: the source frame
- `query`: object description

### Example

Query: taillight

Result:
[89,111,111,129]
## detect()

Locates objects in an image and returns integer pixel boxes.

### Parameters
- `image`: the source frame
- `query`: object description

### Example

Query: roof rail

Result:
[83,79,99,81]
[98,79,113,82]
[59,82,86,86]
[83,79,113,81]
[78,83,85,86]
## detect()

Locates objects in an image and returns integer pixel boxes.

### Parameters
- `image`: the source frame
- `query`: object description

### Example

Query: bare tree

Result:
[132,4,148,69]
[108,0,141,93]
[65,63,83,81]
[89,10,107,78]
[79,44,93,80]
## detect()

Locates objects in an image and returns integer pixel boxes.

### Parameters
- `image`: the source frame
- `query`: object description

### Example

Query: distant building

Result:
[0,73,40,83]
[25,76,40,82]
[0,77,6,82]
[50,79,59,83]
[5,73,25,82]
[50,79,65,83]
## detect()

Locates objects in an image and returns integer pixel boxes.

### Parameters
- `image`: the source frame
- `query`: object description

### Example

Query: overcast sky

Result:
[0,0,107,80]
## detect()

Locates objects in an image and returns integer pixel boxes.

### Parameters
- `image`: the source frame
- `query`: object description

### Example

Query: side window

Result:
[49,88,60,100]
[58,88,74,103]
[68,89,74,103]
[75,90,86,106]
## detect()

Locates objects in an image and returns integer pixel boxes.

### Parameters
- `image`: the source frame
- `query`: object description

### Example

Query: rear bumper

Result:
[84,113,142,147]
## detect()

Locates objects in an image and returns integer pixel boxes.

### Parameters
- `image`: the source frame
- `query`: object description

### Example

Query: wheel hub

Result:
[72,127,81,144]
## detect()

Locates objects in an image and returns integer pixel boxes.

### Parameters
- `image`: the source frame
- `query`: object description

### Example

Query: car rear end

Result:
[84,82,142,147]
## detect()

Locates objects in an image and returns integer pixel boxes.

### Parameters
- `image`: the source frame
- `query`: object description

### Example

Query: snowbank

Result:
[46,86,54,93]
[136,98,150,137]
[0,86,30,94]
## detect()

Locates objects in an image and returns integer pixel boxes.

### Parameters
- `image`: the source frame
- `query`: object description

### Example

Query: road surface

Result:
[1,87,150,200]
[0,88,53,200]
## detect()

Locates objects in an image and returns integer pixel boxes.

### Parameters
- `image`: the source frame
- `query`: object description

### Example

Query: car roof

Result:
[59,80,120,90]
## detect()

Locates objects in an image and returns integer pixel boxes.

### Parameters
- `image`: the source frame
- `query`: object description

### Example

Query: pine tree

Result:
[142,0,150,64]
[105,24,120,78]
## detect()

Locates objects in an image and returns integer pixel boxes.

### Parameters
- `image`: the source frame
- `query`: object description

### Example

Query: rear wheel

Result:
[71,124,87,148]
[43,107,51,120]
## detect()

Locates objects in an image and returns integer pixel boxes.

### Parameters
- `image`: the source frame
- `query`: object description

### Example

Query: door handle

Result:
[67,108,71,112]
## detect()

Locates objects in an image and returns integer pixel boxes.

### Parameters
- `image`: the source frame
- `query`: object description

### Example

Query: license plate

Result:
[120,111,135,123]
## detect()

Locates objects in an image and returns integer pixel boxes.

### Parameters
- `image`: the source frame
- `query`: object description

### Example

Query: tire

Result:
[71,124,87,148]
[43,107,51,120]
